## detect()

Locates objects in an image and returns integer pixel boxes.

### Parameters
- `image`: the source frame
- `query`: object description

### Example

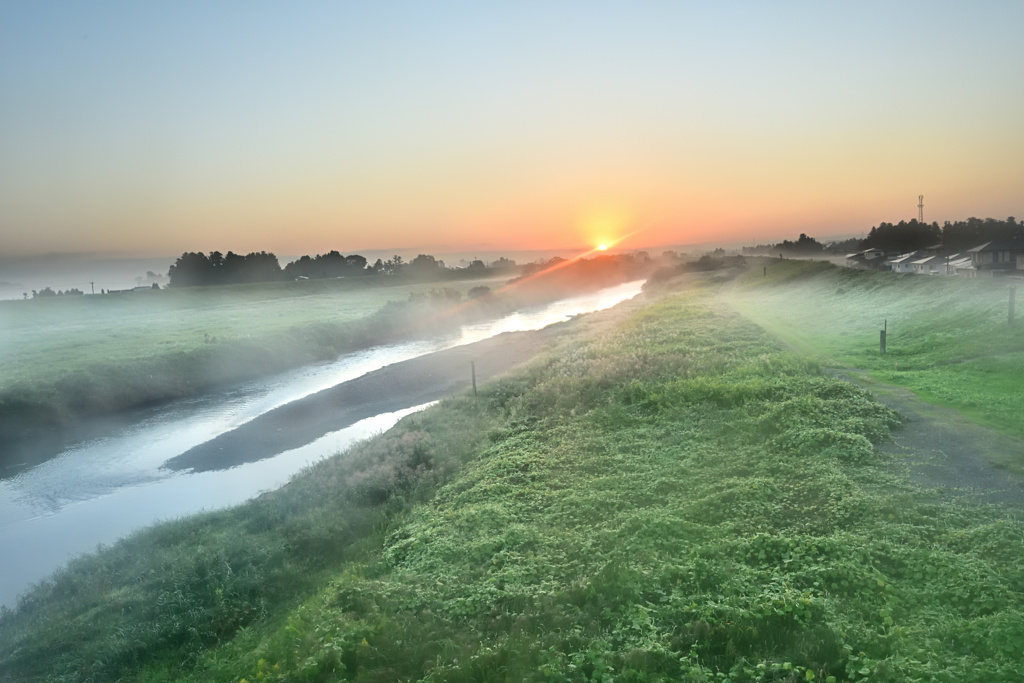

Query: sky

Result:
[1,1,1023,259]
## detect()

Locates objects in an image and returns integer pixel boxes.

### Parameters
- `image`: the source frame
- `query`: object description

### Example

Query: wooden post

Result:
[880,330,886,355]
[763,266,767,277]
[1010,287,1016,325]
[471,361,477,396]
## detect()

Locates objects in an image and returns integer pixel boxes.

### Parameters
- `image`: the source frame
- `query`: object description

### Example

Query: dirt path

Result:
[725,297,1024,506]
[827,367,1024,506]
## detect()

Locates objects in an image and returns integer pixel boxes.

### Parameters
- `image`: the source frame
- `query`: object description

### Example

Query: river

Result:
[0,280,644,608]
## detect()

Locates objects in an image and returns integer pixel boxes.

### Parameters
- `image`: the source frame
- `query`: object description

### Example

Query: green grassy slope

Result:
[4,280,1023,682]
[725,259,1024,451]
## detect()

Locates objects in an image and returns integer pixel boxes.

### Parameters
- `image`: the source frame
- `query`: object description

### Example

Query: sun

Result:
[597,244,609,251]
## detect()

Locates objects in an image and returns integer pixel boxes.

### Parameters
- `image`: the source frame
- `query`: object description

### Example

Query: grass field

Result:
[725,259,1024,448]
[1,256,648,451]
[1,276,505,391]
[0,276,505,449]
[3,272,1023,682]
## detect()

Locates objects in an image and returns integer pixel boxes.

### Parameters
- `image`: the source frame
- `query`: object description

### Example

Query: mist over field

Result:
[2,1,1024,680]
[0,255,175,300]
[4,259,1024,682]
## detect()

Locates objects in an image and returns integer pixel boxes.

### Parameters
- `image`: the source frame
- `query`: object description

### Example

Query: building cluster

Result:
[845,241,1024,278]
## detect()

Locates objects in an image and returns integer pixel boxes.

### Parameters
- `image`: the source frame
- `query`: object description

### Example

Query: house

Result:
[887,251,920,274]
[845,249,886,269]
[937,253,970,274]
[965,241,1024,277]
[911,255,945,276]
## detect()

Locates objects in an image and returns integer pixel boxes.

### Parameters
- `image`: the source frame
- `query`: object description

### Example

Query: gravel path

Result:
[828,368,1024,506]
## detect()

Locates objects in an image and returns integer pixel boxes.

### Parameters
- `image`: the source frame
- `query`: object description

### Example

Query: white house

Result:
[911,255,944,275]
[845,249,886,269]
[887,252,920,274]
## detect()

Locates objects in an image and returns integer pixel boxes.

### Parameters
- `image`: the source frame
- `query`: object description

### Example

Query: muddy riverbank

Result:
[167,323,568,472]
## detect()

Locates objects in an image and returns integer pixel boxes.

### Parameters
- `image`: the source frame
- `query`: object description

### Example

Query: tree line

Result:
[862,216,1021,253]
[167,250,519,287]
[741,216,1021,258]
[742,233,834,256]
[27,287,84,298]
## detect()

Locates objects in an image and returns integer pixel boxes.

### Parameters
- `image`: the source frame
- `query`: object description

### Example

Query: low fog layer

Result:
[0,255,176,300]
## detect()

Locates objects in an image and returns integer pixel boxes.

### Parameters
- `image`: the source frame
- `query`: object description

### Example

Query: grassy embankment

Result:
[726,259,1024,470]
[1,256,649,456]
[0,276,501,448]
[3,266,648,464]
[3,273,1023,682]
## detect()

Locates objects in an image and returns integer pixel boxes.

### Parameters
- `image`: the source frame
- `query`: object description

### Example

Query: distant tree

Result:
[940,217,1024,252]
[408,254,442,273]
[489,257,517,270]
[521,256,565,277]
[862,219,941,253]
[168,252,214,287]
[169,250,282,287]
[33,287,56,298]
[344,254,369,274]
[824,237,862,254]
[241,251,283,283]
[776,233,825,255]
[380,255,405,275]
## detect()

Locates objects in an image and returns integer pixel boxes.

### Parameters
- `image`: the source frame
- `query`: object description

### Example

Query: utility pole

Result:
[90,281,95,295]
[918,195,924,223]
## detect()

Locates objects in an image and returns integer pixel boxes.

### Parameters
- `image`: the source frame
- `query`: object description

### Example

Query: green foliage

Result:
[3,284,1023,682]
[730,259,1024,447]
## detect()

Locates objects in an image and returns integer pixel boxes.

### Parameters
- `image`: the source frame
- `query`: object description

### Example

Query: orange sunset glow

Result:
[1,3,1021,261]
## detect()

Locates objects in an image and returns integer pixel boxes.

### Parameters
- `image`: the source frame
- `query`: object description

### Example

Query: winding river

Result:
[0,280,644,608]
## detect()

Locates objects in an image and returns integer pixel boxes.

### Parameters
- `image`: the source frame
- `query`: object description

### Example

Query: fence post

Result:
[880,330,886,355]
[471,361,477,396]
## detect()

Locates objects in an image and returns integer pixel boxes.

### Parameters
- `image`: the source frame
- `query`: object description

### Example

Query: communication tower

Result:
[918,195,924,223]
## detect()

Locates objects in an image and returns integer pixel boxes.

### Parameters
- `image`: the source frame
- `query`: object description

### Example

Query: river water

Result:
[0,280,644,608]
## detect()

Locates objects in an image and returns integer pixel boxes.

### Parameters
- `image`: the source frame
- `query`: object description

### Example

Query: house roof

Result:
[966,241,1024,253]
